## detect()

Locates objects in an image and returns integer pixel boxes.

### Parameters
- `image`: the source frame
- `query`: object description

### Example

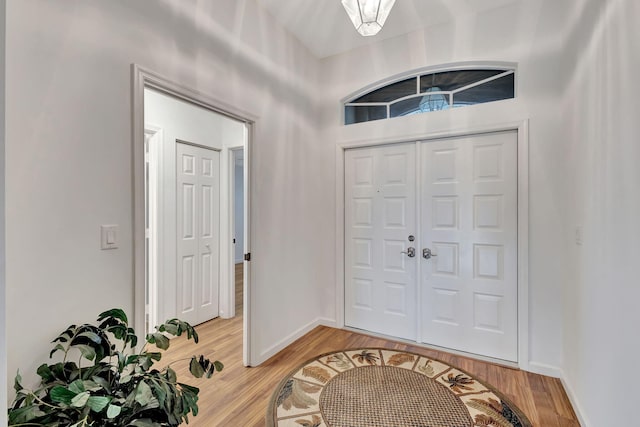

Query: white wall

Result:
[318,1,573,373]
[144,87,245,323]
[5,0,329,394]
[562,0,640,425]
[234,154,244,263]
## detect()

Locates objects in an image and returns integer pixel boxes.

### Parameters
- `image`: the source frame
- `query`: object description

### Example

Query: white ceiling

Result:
[255,0,522,58]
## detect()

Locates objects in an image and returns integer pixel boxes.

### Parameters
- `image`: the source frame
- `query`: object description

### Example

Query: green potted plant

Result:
[8,308,223,426]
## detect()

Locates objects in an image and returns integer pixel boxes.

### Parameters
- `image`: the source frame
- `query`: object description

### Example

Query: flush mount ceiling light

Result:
[342,0,396,37]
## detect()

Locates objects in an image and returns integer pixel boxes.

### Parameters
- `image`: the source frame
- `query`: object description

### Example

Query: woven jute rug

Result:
[266,348,532,427]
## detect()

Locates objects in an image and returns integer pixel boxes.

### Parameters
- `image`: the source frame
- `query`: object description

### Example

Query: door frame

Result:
[335,120,530,370]
[144,124,162,335]
[226,147,245,318]
[132,65,256,366]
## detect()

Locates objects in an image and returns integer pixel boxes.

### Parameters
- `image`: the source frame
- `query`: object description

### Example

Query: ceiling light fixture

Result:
[342,0,396,37]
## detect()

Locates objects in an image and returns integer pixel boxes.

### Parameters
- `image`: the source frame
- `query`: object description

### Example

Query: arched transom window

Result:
[344,66,516,125]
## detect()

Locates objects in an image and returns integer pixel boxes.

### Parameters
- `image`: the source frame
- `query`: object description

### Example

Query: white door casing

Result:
[177,142,220,325]
[421,131,518,362]
[344,143,417,340]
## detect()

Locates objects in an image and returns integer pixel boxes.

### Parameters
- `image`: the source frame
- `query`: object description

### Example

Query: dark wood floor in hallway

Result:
[159,264,579,426]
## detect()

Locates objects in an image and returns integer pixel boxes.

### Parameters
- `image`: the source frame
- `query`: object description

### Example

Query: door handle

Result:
[401,247,416,258]
[423,248,437,259]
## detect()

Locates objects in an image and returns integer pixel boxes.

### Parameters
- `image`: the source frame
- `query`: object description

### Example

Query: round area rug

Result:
[266,348,532,427]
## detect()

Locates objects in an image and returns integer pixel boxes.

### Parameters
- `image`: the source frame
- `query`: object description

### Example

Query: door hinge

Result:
[244,253,251,262]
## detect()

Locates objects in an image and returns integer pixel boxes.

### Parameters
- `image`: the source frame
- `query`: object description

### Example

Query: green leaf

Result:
[71,391,90,408]
[49,343,66,358]
[148,333,170,350]
[149,379,168,408]
[189,357,205,378]
[68,379,86,394]
[127,327,139,348]
[135,381,153,406]
[53,325,77,343]
[75,344,97,361]
[87,396,111,412]
[92,375,112,393]
[82,379,102,392]
[8,405,46,424]
[77,331,103,344]
[165,367,177,383]
[13,371,23,393]
[214,361,224,372]
[107,403,122,419]
[97,308,128,324]
[178,382,200,395]
[50,385,77,404]
[129,419,162,427]
[161,323,179,335]
[36,364,55,382]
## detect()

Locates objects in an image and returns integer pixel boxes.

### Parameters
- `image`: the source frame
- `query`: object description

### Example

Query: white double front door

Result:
[345,131,518,362]
[176,142,220,326]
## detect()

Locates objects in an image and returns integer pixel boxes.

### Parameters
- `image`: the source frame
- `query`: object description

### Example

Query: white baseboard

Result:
[255,317,335,365]
[526,361,562,378]
[559,370,589,427]
[317,317,337,328]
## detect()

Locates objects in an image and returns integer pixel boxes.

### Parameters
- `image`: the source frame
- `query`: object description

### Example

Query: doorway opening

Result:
[133,65,253,365]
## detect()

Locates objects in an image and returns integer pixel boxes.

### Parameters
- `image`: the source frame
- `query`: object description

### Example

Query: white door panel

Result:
[177,143,220,325]
[345,144,417,340]
[421,131,518,362]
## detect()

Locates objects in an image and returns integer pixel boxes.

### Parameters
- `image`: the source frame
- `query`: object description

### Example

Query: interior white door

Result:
[344,143,417,340]
[420,131,518,361]
[177,142,220,325]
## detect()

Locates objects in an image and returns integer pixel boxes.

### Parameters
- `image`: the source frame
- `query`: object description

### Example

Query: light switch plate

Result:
[101,225,119,250]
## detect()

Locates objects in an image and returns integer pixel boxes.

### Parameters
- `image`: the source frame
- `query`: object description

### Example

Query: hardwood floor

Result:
[160,264,579,426]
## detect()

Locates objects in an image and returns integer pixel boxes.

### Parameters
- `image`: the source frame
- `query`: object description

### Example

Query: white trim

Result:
[516,121,530,372]
[335,146,346,329]
[218,144,231,320]
[559,371,590,427]
[256,317,338,365]
[335,120,530,369]
[242,123,253,366]
[527,361,562,378]
[226,146,246,319]
[132,65,256,366]
[144,125,162,334]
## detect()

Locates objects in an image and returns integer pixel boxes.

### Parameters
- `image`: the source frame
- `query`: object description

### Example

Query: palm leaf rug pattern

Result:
[266,348,532,427]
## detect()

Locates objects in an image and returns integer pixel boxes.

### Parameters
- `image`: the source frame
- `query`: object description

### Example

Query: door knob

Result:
[423,248,437,259]
[401,247,416,258]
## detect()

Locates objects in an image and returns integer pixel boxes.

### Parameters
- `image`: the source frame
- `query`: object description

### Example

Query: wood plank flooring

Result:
[159,264,579,426]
